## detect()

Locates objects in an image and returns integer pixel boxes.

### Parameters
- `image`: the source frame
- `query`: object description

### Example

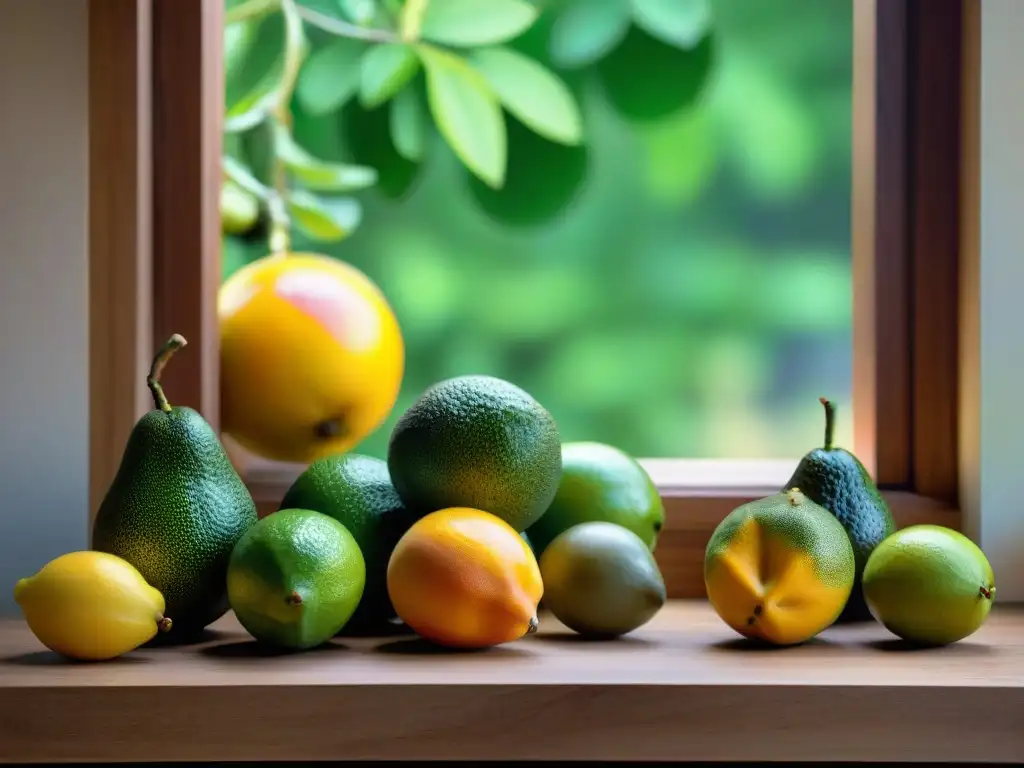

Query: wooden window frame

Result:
[88,0,976,598]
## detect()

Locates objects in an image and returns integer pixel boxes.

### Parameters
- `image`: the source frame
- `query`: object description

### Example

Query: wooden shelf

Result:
[1,601,1021,763]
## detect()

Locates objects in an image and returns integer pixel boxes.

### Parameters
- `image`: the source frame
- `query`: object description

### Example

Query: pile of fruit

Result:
[14,334,667,660]
[12,337,997,661]
[704,398,997,648]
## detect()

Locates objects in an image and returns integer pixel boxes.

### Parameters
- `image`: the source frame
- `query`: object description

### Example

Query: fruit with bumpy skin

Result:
[92,334,258,641]
[228,508,367,650]
[14,551,173,661]
[705,488,856,646]
[219,252,405,464]
[279,454,421,632]
[540,521,666,638]
[526,441,664,557]
[387,375,562,532]
[387,507,544,648]
[862,525,996,646]
[784,398,896,623]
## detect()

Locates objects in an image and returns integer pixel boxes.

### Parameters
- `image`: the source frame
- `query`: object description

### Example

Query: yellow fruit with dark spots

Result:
[218,253,404,464]
[704,488,855,646]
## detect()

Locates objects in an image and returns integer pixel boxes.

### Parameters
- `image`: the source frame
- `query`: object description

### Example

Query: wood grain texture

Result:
[0,601,1020,763]
[908,0,964,504]
[151,0,223,427]
[87,0,153,523]
[852,0,912,487]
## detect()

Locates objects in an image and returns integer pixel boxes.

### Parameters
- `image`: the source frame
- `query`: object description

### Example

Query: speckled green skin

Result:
[280,454,422,633]
[705,490,856,593]
[785,448,896,623]
[387,375,562,532]
[92,406,258,641]
[227,509,366,650]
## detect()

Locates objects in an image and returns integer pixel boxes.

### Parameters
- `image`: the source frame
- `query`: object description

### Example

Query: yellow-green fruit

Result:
[862,525,995,646]
[539,521,666,638]
[526,441,664,557]
[227,509,367,650]
[220,180,260,236]
[14,551,172,661]
[704,488,855,646]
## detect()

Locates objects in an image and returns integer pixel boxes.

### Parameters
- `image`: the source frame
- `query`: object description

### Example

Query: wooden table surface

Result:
[1,600,1021,763]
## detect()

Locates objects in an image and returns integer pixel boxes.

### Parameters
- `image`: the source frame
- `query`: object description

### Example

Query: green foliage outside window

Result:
[221,0,855,461]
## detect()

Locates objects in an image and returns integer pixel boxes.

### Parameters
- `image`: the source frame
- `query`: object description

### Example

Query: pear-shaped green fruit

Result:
[784,398,896,623]
[92,334,258,641]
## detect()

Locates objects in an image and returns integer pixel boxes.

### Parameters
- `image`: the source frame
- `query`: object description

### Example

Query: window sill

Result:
[240,457,961,599]
[1,601,1019,763]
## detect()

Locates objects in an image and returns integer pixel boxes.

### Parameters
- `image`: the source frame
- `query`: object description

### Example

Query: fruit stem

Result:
[819,397,836,450]
[980,585,996,600]
[526,616,539,635]
[157,615,173,633]
[147,334,187,413]
[286,591,303,606]
[786,488,805,506]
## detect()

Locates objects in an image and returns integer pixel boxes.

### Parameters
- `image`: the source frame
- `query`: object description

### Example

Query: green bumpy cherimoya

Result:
[783,398,896,623]
[92,334,258,641]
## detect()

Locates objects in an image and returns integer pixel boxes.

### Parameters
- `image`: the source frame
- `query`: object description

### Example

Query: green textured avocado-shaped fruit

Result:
[91,334,258,642]
[784,398,896,623]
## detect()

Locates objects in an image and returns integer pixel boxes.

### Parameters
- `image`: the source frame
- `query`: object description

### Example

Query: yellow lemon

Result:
[14,551,172,661]
[704,488,856,645]
[387,507,543,648]
[219,252,404,464]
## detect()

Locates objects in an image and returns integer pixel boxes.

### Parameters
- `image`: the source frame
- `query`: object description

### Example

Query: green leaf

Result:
[287,191,362,242]
[274,125,378,192]
[549,0,631,70]
[224,60,280,132]
[390,87,428,162]
[419,0,539,47]
[469,47,582,146]
[340,0,379,25]
[224,21,256,85]
[417,45,506,188]
[222,156,270,199]
[630,0,711,49]
[360,44,420,109]
[296,38,367,116]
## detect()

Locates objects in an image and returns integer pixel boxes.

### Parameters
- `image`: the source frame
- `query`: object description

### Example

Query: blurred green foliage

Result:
[222,0,855,461]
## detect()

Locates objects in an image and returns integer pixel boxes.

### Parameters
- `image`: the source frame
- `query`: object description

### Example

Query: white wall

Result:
[968,0,1024,602]
[0,0,89,615]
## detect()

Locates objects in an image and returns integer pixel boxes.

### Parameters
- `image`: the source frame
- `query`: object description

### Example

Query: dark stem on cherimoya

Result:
[147,334,188,413]
[819,397,837,451]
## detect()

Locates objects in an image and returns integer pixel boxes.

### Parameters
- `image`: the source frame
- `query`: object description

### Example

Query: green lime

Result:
[227,509,366,650]
[526,442,664,557]
[862,525,996,646]
[540,521,666,638]
[279,454,421,633]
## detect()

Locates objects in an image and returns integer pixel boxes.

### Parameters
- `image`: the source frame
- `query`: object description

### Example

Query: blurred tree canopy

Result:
[222,0,855,461]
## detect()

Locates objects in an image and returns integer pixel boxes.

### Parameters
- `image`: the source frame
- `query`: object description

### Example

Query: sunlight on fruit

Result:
[219,252,405,464]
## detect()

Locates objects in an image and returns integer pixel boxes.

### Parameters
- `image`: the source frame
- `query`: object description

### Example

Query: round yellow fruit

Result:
[219,252,404,464]
[704,488,856,646]
[862,525,996,646]
[387,507,544,648]
[14,551,172,661]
